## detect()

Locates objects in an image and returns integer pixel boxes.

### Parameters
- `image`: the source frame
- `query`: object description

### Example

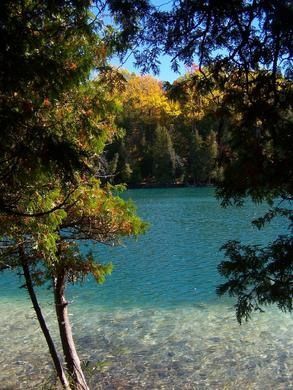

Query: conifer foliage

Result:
[106,0,293,320]
[0,1,146,388]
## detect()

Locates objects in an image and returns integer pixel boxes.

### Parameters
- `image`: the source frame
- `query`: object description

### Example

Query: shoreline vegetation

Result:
[104,71,222,189]
[1,1,291,389]
[127,182,214,189]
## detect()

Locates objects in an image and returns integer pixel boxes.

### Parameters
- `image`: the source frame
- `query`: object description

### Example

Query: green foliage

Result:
[217,235,293,324]
[0,0,124,217]
[217,203,293,322]
[152,126,176,184]
[51,243,113,285]
[215,72,293,206]
[0,0,291,356]
[105,0,293,321]
[0,1,147,386]
[106,71,221,186]
[252,206,293,230]
[0,177,147,284]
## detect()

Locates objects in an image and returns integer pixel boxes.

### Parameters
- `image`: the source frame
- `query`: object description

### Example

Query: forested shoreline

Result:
[0,1,291,388]
[103,70,222,187]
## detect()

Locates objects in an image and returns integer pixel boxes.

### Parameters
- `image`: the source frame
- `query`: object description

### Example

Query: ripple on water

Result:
[0,300,292,389]
[0,189,291,388]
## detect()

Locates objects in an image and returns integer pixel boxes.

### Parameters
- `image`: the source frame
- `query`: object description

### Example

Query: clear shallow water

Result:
[0,188,292,389]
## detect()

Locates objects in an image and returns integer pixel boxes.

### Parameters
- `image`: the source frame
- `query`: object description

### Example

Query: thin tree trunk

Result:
[54,272,89,390]
[20,248,70,389]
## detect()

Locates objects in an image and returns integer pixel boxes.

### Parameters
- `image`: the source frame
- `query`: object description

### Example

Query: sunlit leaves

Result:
[121,73,180,125]
[0,0,120,212]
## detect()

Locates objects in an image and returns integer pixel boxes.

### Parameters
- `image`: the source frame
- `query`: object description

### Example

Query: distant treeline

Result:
[104,69,225,187]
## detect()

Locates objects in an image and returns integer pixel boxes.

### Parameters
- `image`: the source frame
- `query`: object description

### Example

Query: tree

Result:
[152,125,176,184]
[51,181,145,388]
[0,180,146,389]
[106,0,293,320]
[164,70,222,185]
[189,129,204,184]
[120,73,179,125]
[106,72,180,184]
[188,129,218,184]
[0,69,145,389]
[104,68,221,187]
[0,72,146,387]
[0,1,146,388]
[214,69,292,321]
[0,1,99,212]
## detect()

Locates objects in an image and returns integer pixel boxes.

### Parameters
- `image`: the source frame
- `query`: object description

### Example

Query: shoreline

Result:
[126,182,215,189]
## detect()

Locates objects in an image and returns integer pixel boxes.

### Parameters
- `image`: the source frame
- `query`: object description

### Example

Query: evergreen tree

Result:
[0,1,146,388]
[202,130,218,183]
[106,0,293,320]
[189,129,204,184]
[152,126,176,184]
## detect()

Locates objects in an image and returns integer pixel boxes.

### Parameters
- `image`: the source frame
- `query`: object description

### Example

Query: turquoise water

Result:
[0,188,292,389]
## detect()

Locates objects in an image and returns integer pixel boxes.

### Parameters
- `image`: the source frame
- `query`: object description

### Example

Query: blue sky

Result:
[110,53,186,82]
[106,0,187,82]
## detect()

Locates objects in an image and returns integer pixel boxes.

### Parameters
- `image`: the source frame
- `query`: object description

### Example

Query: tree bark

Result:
[54,272,89,390]
[20,248,70,389]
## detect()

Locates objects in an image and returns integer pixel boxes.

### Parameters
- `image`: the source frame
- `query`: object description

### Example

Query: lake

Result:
[0,188,292,389]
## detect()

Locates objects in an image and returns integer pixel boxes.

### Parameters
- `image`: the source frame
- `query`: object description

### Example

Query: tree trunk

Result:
[20,248,70,389]
[54,272,89,390]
